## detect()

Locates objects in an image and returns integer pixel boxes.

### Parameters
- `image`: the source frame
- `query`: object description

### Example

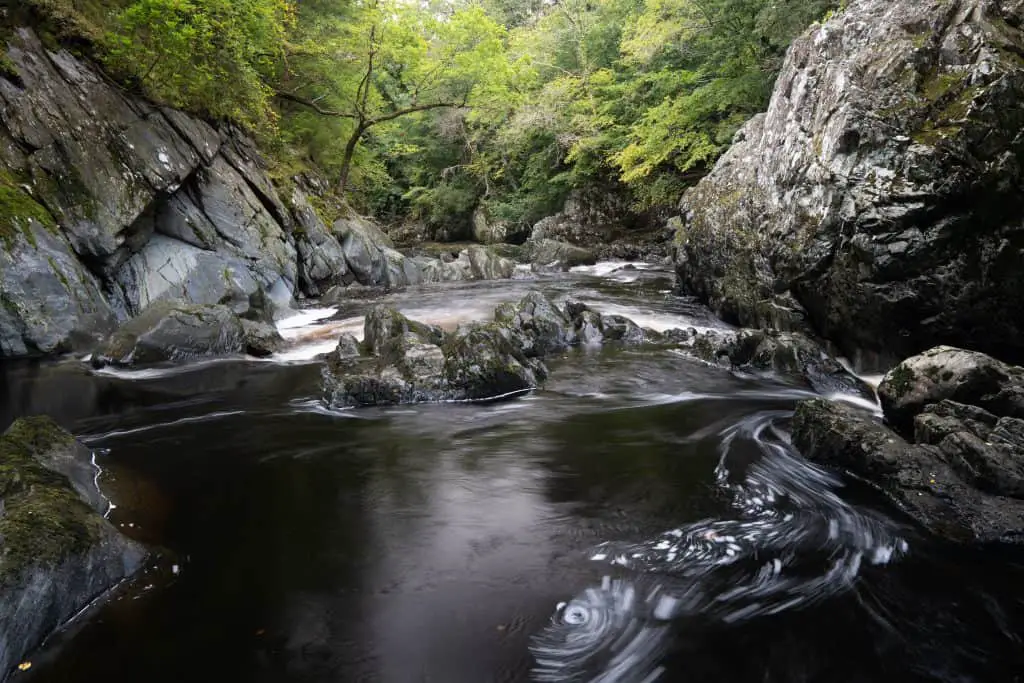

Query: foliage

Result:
[102,0,293,130]
[37,0,838,231]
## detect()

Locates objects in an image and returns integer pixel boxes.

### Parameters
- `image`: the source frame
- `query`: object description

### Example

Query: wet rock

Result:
[441,323,544,400]
[92,302,247,367]
[240,319,285,358]
[688,328,873,397]
[599,315,645,345]
[527,238,597,272]
[673,0,1024,364]
[466,245,515,280]
[0,417,146,678]
[495,290,577,357]
[793,399,1024,544]
[879,346,1024,436]
[362,306,443,356]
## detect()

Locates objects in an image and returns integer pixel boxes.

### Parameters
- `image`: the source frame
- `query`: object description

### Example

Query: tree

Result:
[103,0,294,130]
[277,0,513,195]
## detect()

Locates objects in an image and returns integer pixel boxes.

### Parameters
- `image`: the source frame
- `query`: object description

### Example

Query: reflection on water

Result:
[3,265,1024,683]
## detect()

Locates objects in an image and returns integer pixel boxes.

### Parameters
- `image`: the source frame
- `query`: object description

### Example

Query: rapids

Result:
[1,263,1022,683]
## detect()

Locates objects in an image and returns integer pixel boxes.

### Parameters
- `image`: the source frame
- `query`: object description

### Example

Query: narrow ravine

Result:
[3,265,1022,683]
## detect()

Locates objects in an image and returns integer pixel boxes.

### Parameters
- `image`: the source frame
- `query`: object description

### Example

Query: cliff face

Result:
[0,28,375,359]
[673,0,1024,367]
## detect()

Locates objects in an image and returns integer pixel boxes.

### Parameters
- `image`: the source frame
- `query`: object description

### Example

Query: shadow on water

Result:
[3,269,1024,683]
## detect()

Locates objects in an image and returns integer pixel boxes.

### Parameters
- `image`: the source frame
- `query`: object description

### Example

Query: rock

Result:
[673,0,1024,365]
[289,189,350,296]
[441,323,544,400]
[240,319,285,358]
[879,346,1024,435]
[528,238,597,272]
[599,315,645,345]
[495,290,577,357]
[688,328,873,397]
[362,306,443,356]
[793,399,1024,543]
[0,28,302,355]
[0,213,117,356]
[466,245,515,280]
[321,318,543,408]
[472,206,530,245]
[0,417,146,677]
[92,302,247,367]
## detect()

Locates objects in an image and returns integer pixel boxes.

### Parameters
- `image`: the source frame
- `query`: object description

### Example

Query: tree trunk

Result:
[338,124,367,195]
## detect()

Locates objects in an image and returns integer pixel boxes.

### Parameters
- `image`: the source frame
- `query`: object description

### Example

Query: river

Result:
[2,264,1023,683]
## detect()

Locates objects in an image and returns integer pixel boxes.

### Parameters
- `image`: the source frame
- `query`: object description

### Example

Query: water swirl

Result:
[532,408,909,682]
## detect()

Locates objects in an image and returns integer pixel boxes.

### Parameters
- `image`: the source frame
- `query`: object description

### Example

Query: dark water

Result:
[3,266,1024,683]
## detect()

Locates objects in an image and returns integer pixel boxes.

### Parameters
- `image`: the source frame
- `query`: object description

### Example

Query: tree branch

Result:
[274,90,359,118]
[368,99,468,125]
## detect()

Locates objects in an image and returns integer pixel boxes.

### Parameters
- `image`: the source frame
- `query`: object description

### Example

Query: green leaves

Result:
[102,0,293,131]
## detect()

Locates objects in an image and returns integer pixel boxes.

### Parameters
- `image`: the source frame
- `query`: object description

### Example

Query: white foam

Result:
[570,261,651,277]
[276,307,339,334]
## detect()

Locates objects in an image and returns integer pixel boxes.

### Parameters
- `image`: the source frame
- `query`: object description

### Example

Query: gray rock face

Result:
[0,28,305,357]
[92,301,267,367]
[0,217,117,356]
[794,346,1024,543]
[413,245,516,283]
[878,346,1024,435]
[471,206,531,245]
[0,417,146,678]
[290,189,350,296]
[673,0,1024,365]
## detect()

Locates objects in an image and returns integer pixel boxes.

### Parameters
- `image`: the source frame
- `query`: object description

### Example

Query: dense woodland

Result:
[24,0,837,235]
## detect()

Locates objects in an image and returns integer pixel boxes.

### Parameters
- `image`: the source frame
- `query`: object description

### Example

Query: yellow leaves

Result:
[17,662,31,672]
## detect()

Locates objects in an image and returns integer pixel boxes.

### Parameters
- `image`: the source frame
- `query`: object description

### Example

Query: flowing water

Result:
[2,264,1024,683]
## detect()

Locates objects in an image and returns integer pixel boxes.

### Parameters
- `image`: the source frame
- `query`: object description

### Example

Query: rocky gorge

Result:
[1,0,1024,680]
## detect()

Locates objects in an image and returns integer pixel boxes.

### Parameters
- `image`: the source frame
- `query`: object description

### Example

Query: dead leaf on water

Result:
[17,662,31,671]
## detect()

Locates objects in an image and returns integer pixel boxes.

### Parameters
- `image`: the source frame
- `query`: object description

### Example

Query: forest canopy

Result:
[26,0,838,234]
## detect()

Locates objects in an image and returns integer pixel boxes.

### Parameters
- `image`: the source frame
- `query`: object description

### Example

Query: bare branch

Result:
[274,90,359,118]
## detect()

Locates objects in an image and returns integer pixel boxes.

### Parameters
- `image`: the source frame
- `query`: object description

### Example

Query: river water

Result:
[2,264,1024,683]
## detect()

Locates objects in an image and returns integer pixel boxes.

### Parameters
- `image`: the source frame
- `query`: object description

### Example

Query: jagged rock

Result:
[91,302,249,367]
[793,399,1024,543]
[688,328,874,397]
[289,188,350,296]
[0,417,146,678]
[879,346,1024,435]
[673,0,1024,366]
[0,27,301,354]
[441,323,544,400]
[240,319,285,358]
[495,290,577,357]
[362,306,443,356]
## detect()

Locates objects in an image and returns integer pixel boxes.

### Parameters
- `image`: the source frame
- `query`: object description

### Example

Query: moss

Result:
[0,417,104,583]
[886,363,916,399]
[0,171,57,252]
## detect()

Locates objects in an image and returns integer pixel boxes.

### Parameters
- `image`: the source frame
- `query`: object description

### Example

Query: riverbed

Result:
[2,264,1023,683]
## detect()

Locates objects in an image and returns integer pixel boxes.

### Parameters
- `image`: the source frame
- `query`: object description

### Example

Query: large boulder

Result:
[673,0,1024,366]
[878,346,1024,435]
[793,399,1024,543]
[91,301,281,366]
[289,188,350,296]
[495,290,578,357]
[0,417,146,677]
[527,238,597,272]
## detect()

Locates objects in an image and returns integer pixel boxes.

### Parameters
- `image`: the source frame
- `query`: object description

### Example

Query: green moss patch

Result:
[0,417,104,585]
[0,171,57,252]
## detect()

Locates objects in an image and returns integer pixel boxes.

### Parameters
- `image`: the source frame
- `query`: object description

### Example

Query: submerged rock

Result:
[673,0,1024,365]
[0,417,146,678]
[92,301,281,367]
